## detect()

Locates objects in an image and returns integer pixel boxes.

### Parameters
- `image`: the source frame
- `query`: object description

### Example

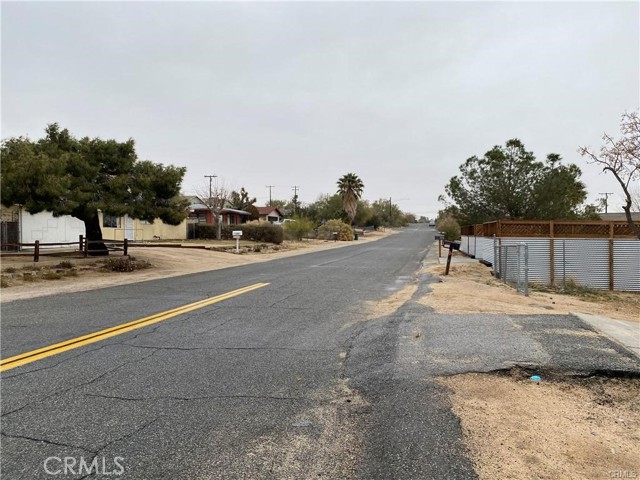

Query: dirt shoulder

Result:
[422,259,640,323]
[441,370,640,480]
[0,230,396,303]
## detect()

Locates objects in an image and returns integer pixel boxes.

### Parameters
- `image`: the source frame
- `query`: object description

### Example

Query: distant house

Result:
[257,207,284,223]
[188,197,250,226]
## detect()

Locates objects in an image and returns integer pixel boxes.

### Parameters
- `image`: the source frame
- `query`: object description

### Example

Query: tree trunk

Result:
[623,203,640,240]
[216,213,222,240]
[83,214,109,256]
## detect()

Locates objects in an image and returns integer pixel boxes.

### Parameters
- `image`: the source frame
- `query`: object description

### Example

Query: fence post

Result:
[504,247,508,284]
[562,240,566,290]
[34,240,40,262]
[549,222,555,286]
[79,235,84,254]
[83,237,88,257]
[524,244,529,296]
[124,238,128,256]
[609,239,614,291]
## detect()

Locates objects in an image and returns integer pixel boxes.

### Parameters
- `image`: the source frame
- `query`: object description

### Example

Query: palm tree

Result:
[337,173,364,225]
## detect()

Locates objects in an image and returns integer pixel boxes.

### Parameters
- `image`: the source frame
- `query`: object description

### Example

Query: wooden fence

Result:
[0,235,127,262]
[0,236,212,262]
[460,220,636,239]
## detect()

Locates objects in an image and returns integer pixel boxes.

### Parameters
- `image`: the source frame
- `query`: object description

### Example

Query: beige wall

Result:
[136,219,187,241]
[99,212,187,241]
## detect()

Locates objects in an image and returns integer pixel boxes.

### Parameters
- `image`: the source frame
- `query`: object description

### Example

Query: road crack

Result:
[0,431,97,454]
[2,350,159,418]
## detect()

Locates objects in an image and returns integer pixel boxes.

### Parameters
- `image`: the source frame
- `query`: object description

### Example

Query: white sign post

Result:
[232,230,243,253]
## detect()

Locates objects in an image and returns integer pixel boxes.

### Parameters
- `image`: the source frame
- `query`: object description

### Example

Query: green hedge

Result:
[194,223,283,244]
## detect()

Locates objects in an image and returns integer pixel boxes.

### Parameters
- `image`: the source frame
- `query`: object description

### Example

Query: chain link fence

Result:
[493,243,529,296]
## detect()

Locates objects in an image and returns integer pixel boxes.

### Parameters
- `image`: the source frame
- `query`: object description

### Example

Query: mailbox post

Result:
[444,241,461,276]
[434,232,444,257]
[232,230,243,253]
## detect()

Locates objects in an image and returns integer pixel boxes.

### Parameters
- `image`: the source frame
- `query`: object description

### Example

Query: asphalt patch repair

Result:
[440,368,640,480]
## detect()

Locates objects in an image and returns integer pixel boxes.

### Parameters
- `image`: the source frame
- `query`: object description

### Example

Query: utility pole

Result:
[204,175,217,205]
[204,175,219,238]
[292,186,300,215]
[598,192,614,213]
[266,185,275,206]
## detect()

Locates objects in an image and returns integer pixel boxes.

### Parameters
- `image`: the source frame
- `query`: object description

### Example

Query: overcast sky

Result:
[2,1,638,218]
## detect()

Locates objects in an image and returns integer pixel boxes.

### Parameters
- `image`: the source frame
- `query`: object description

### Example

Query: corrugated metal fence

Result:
[460,235,640,292]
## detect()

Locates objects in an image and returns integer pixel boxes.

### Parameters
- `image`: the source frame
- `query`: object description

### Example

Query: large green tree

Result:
[337,173,364,225]
[444,139,587,225]
[1,124,188,254]
[302,194,347,225]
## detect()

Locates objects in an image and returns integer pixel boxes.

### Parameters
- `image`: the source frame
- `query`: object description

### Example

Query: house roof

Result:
[257,207,284,216]
[221,208,251,216]
[599,212,640,221]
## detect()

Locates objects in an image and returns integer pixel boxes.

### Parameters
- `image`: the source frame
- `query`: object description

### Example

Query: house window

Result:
[267,215,279,223]
[103,214,120,228]
[189,212,208,223]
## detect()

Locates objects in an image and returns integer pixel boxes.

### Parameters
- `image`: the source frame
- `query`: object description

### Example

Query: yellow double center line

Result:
[0,283,269,373]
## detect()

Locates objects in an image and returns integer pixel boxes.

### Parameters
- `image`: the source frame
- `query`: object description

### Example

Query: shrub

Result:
[284,217,315,241]
[42,271,63,280]
[103,257,151,272]
[194,224,218,239]
[195,223,284,244]
[55,261,74,269]
[436,216,461,241]
[221,224,284,244]
[317,219,354,241]
[3,267,17,273]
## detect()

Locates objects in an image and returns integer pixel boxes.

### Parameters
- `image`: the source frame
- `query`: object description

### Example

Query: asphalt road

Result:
[2,224,639,479]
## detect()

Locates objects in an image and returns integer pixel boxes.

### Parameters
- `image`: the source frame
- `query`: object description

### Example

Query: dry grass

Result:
[422,262,640,323]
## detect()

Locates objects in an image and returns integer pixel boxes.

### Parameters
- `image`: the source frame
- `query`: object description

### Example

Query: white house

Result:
[256,207,284,223]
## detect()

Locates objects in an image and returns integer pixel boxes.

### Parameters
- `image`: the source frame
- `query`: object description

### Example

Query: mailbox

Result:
[450,242,461,251]
[434,233,444,240]
[232,230,243,239]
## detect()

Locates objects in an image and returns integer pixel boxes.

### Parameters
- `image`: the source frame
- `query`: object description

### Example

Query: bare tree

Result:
[579,111,640,239]
[194,179,232,240]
